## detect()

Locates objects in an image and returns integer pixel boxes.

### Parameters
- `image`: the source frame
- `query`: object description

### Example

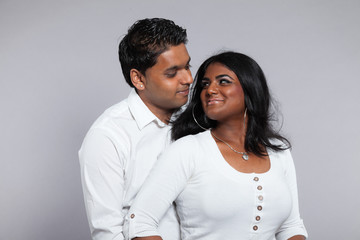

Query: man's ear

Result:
[130,69,145,91]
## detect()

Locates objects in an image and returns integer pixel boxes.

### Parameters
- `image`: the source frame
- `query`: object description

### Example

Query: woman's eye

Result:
[219,79,231,84]
[200,81,209,88]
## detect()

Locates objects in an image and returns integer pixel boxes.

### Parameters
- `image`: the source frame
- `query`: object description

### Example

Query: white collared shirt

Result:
[79,89,180,240]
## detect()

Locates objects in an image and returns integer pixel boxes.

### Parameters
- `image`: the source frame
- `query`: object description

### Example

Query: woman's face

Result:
[200,62,245,123]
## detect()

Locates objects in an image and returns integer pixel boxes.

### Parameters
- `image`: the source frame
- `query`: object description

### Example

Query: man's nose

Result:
[180,70,193,85]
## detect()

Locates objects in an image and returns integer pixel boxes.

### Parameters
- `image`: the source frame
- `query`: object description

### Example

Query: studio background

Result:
[1,0,359,239]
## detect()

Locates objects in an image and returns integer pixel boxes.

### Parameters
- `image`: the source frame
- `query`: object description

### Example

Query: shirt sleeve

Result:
[79,128,126,240]
[275,150,308,240]
[123,137,197,239]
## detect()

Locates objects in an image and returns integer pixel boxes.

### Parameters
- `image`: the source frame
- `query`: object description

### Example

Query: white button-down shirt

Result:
[79,89,180,240]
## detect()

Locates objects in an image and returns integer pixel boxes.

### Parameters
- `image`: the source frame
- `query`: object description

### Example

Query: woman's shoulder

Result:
[269,137,288,145]
[172,130,209,144]
[167,131,210,154]
[267,137,291,152]
[267,138,294,171]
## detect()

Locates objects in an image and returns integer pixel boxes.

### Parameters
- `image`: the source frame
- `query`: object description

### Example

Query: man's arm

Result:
[79,129,126,240]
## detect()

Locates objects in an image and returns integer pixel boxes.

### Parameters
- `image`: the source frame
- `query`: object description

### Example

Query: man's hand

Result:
[133,237,162,240]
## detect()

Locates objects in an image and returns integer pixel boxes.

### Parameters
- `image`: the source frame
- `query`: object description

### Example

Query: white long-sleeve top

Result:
[124,130,308,240]
[79,89,180,240]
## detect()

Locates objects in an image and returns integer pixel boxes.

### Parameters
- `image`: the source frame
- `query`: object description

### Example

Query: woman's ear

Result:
[130,69,145,91]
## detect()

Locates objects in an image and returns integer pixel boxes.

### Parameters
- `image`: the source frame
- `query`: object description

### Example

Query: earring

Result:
[192,103,209,131]
[243,108,247,133]
[140,84,143,88]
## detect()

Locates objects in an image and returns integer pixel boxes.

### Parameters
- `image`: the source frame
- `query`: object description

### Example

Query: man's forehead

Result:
[156,44,190,66]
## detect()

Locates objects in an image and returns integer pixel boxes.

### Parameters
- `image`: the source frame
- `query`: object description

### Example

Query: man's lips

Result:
[177,88,189,95]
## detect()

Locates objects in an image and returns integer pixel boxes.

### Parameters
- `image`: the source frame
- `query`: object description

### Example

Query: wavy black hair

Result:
[118,18,187,88]
[171,51,290,156]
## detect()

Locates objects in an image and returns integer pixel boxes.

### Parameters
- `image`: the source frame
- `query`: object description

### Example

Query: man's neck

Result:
[138,97,174,125]
[149,107,173,124]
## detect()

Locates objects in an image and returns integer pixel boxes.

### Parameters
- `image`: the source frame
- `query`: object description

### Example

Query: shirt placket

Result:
[251,174,264,236]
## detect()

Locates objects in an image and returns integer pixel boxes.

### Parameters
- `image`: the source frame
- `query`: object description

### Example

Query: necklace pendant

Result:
[242,154,249,161]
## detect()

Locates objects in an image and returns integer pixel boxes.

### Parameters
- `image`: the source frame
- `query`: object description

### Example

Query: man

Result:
[79,18,193,240]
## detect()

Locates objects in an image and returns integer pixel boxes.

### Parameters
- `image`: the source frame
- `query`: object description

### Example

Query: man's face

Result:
[139,43,193,115]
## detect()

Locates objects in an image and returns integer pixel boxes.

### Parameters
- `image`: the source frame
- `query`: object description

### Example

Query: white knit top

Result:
[124,130,307,240]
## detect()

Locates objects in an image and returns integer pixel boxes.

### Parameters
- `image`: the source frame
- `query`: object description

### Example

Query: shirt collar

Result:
[128,89,168,130]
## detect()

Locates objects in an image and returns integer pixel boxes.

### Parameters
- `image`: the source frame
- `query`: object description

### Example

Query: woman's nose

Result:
[207,82,218,95]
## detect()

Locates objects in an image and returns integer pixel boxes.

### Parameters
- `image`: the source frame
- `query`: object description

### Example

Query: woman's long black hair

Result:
[171,51,290,156]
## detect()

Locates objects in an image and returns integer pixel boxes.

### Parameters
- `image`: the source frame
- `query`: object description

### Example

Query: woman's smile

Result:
[206,98,224,105]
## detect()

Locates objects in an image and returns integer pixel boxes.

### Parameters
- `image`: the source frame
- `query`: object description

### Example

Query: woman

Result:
[124,52,308,240]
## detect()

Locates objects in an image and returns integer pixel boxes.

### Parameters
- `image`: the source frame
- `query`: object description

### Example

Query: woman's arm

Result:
[123,137,197,240]
[275,150,308,240]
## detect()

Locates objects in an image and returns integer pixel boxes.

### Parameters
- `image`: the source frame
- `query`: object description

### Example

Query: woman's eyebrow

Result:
[215,74,234,80]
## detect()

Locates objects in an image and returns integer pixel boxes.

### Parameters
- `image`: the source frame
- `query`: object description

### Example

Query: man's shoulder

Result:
[90,98,134,131]
[80,97,135,153]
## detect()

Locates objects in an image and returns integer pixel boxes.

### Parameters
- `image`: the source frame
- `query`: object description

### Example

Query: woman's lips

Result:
[207,98,223,105]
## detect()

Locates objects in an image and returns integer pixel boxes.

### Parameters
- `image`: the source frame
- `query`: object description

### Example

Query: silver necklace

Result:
[211,131,249,160]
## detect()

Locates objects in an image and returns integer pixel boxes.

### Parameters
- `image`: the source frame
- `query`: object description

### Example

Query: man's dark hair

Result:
[118,18,188,88]
[171,51,290,156]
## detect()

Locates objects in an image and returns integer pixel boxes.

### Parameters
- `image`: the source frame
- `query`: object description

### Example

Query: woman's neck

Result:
[212,119,247,145]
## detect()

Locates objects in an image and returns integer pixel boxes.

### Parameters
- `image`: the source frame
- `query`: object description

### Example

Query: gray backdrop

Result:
[1,0,359,239]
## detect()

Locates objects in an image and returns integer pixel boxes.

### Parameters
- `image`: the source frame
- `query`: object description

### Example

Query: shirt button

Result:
[253,225,258,231]
[130,214,135,219]
[257,185,263,190]
[257,205,262,211]
[258,195,264,201]
[255,216,261,221]
[254,177,259,181]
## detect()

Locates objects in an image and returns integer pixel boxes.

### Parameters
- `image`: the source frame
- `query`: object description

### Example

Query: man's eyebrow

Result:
[164,57,191,72]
